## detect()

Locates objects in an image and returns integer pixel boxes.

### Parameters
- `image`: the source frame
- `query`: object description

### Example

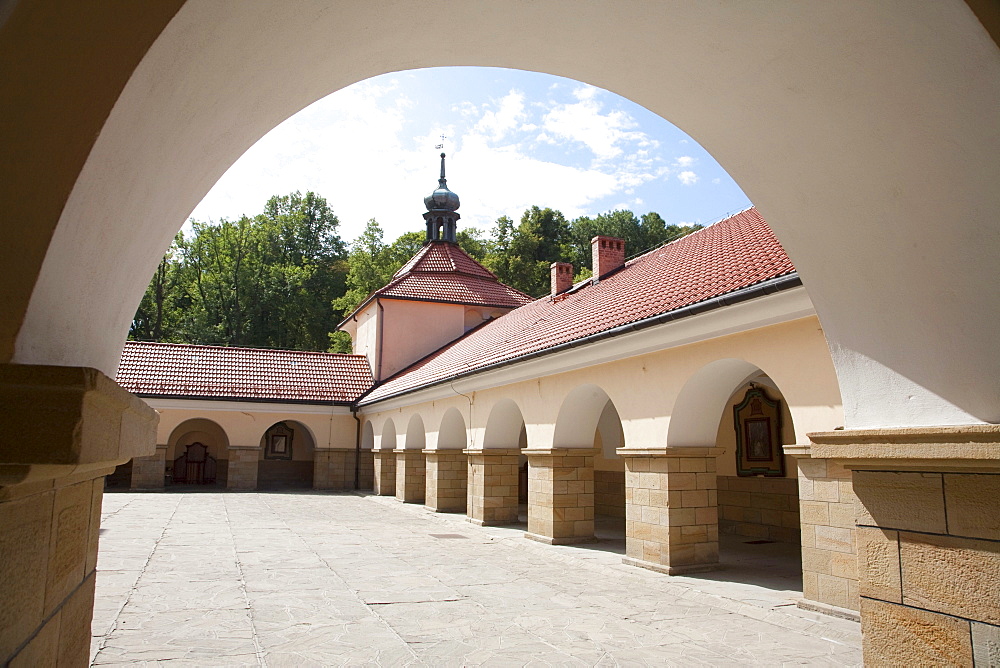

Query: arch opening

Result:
[257,420,316,490]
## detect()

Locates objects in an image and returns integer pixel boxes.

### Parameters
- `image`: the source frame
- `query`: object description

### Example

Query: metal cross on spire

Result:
[435,134,446,150]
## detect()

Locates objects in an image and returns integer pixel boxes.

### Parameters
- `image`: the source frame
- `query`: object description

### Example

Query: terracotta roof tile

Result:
[117,341,373,403]
[375,242,532,309]
[362,208,795,404]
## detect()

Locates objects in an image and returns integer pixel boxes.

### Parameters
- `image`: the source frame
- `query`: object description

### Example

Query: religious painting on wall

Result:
[264,422,294,461]
[734,386,784,476]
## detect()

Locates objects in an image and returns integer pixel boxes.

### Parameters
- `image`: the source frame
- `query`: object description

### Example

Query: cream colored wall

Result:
[151,402,357,452]
[380,299,466,380]
[360,316,843,455]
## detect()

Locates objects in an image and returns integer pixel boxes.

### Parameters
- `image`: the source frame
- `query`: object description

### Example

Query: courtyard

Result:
[91,491,861,666]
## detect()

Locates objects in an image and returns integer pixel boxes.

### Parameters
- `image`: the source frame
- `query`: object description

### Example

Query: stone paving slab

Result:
[92,492,861,666]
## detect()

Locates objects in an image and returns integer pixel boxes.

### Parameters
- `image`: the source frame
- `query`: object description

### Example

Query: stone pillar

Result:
[131,443,168,490]
[372,449,396,496]
[785,444,859,617]
[313,447,356,490]
[358,449,374,490]
[809,426,1000,666]
[465,448,520,526]
[424,449,467,512]
[0,364,157,666]
[523,448,597,544]
[617,447,723,575]
[394,449,425,503]
[226,446,259,490]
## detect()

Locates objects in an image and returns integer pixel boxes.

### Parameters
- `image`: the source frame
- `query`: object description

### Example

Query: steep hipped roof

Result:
[118,341,373,403]
[341,242,532,325]
[361,208,796,404]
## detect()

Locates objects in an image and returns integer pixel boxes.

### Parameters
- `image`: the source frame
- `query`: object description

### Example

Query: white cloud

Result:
[543,104,641,160]
[712,178,721,184]
[474,90,526,141]
[677,171,699,186]
[675,155,695,167]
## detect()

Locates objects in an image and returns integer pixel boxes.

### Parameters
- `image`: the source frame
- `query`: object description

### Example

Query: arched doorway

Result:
[397,414,426,503]
[472,399,528,526]
[257,421,316,490]
[166,418,230,488]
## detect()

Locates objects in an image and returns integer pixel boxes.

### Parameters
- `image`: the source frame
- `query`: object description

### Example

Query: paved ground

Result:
[91,492,861,666]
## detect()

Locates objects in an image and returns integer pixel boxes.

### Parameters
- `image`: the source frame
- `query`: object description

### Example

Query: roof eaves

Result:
[357,272,802,407]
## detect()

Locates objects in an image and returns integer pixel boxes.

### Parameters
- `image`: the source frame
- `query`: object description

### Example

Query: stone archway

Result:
[425,407,469,513]
[396,414,426,503]
[256,420,316,490]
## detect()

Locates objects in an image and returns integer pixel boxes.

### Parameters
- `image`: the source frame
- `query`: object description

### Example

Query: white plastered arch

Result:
[9,2,999,430]
[404,414,426,450]
[483,399,527,450]
[437,407,468,450]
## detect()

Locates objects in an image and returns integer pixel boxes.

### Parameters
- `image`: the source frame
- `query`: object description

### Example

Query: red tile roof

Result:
[118,341,373,403]
[355,242,532,313]
[361,208,796,404]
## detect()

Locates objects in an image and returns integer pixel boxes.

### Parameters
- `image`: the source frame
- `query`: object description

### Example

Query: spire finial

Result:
[439,152,447,184]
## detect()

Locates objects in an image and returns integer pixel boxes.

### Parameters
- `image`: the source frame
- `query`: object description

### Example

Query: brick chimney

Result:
[551,262,573,296]
[592,235,625,281]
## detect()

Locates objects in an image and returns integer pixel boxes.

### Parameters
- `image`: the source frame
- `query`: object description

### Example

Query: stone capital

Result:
[615,446,725,458]
[808,425,1000,472]
[0,363,157,487]
[522,447,599,457]
[463,448,521,457]
[422,448,465,456]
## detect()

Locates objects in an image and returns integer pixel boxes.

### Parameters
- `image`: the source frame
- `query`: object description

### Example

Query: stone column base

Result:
[131,443,168,490]
[0,364,157,666]
[424,449,467,513]
[394,449,425,503]
[372,450,396,496]
[524,447,597,545]
[226,446,259,490]
[617,446,723,574]
[809,426,1000,666]
[465,448,520,526]
[313,448,356,490]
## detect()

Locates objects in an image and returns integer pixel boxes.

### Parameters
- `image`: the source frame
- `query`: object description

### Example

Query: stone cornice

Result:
[808,425,1000,471]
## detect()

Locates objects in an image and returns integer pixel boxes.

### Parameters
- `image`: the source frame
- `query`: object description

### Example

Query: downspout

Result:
[351,405,361,490]
[375,298,385,381]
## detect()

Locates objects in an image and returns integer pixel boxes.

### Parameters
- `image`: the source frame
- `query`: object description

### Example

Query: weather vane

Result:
[435,134,446,150]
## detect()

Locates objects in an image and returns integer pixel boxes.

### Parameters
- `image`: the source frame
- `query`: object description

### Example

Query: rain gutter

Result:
[357,272,802,408]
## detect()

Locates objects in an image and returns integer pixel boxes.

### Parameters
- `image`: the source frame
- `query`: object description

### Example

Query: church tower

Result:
[338,155,532,381]
[423,153,460,243]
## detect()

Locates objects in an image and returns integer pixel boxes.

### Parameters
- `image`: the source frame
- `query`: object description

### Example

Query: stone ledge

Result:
[463,448,521,457]
[466,517,519,527]
[622,556,720,575]
[616,447,726,458]
[797,598,862,622]
[808,425,1000,471]
[422,449,466,456]
[524,531,596,545]
[522,447,599,457]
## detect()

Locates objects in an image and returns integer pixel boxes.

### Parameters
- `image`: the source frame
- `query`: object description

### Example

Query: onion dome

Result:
[424,153,460,212]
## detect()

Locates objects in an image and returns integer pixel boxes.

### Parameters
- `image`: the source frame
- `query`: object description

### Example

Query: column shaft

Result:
[424,450,467,512]
[130,444,168,490]
[618,447,722,575]
[524,448,597,544]
[465,449,520,526]
[372,450,396,496]
[809,427,1000,666]
[0,364,157,666]
[226,446,259,490]
[394,449,425,503]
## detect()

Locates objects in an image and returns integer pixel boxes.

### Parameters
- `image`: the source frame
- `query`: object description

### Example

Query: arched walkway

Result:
[425,408,469,513]
[373,418,398,496]
[167,418,230,488]
[396,415,427,503]
[528,384,627,545]
[469,400,527,526]
[257,420,315,490]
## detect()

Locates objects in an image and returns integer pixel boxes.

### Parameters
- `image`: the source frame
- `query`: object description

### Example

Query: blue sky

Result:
[190,67,752,243]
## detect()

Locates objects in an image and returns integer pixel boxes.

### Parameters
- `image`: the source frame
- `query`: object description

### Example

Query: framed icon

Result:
[734,386,784,476]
